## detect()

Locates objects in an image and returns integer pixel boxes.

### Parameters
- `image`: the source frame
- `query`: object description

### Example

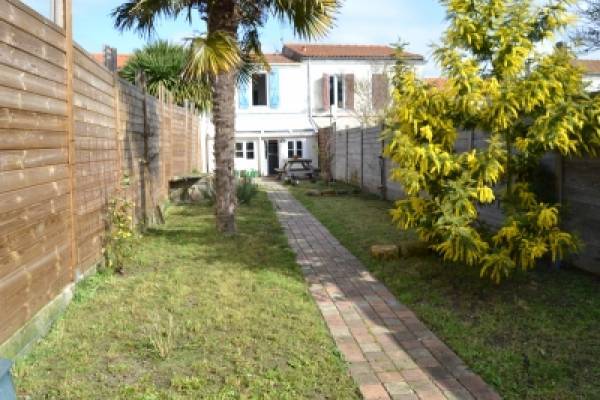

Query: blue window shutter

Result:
[238,80,249,109]
[269,68,280,109]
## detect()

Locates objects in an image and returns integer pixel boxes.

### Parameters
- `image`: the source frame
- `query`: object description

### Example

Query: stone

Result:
[306,189,321,197]
[321,188,336,196]
[371,245,400,261]
[399,241,430,257]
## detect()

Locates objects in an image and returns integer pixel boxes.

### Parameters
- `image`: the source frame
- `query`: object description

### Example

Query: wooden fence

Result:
[330,125,600,276]
[0,0,202,348]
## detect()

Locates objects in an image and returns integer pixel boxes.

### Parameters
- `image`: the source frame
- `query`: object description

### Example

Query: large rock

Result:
[306,190,321,197]
[370,245,400,261]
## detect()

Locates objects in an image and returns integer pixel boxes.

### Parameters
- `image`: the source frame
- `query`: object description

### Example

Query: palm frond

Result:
[112,0,193,36]
[120,40,212,111]
[183,31,243,80]
[270,0,341,40]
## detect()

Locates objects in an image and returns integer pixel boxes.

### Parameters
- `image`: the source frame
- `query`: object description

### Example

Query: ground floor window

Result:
[288,140,303,158]
[236,141,255,159]
[235,142,244,158]
[246,142,255,159]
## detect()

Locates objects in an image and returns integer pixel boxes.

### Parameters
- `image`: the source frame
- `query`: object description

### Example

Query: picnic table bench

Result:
[276,159,320,182]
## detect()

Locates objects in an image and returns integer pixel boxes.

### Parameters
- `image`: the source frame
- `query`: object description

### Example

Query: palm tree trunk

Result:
[209,1,238,234]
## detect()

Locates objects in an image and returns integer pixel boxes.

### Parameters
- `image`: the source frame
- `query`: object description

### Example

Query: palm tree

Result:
[113,0,340,234]
[120,40,211,111]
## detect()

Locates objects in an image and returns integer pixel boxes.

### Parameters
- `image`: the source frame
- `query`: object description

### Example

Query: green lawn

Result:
[14,192,360,399]
[289,181,600,400]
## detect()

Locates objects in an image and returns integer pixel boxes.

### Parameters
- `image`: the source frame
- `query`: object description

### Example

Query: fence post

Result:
[345,127,349,183]
[138,72,151,228]
[113,73,123,191]
[360,125,364,189]
[63,0,78,281]
[379,123,388,200]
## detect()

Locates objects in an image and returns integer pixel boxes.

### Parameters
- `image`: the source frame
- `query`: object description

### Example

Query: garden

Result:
[289,181,600,400]
[14,192,360,399]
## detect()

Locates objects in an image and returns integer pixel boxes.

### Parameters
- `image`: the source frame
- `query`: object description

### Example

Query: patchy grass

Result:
[15,192,359,399]
[290,181,600,400]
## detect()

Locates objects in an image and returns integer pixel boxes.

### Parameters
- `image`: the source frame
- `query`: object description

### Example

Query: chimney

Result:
[103,45,118,72]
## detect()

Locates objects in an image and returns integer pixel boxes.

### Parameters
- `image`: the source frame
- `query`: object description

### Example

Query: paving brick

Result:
[385,381,413,396]
[360,383,392,400]
[377,371,405,383]
[264,182,497,400]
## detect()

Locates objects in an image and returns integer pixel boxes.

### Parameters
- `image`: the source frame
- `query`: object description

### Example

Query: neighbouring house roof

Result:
[574,59,600,75]
[282,43,424,62]
[91,53,131,70]
[262,53,297,64]
[424,77,449,89]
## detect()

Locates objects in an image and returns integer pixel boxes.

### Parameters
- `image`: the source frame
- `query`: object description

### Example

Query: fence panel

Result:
[0,0,202,349]
[330,124,600,275]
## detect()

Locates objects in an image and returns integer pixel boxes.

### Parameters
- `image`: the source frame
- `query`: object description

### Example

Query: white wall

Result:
[206,135,317,176]
[584,74,600,92]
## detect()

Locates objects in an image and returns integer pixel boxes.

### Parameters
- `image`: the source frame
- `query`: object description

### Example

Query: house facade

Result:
[202,44,424,176]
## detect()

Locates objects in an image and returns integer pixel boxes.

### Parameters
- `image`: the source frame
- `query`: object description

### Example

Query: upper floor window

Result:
[252,73,268,106]
[329,75,345,109]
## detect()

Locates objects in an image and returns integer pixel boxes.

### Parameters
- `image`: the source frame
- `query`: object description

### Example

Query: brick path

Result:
[264,181,500,400]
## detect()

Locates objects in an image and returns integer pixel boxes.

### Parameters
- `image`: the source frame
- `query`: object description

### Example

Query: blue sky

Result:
[22,0,447,76]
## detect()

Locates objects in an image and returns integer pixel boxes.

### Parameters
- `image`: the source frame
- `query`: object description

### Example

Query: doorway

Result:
[267,140,279,175]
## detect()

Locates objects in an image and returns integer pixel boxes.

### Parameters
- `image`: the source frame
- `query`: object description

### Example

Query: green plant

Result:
[103,196,136,274]
[386,0,600,282]
[203,175,258,205]
[120,40,211,110]
[236,176,258,205]
[147,313,176,360]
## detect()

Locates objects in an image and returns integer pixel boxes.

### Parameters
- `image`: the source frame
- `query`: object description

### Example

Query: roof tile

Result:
[282,43,423,61]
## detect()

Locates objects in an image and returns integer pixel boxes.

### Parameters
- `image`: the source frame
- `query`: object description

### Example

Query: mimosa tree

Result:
[385,0,600,282]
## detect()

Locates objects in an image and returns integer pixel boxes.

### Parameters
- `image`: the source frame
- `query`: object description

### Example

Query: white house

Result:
[202,44,424,176]
[576,60,600,92]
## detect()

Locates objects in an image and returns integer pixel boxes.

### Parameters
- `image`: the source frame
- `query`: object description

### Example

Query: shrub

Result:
[202,175,258,205]
[385,0,599,282]
[236,176,258,205]
[103,197,136,274]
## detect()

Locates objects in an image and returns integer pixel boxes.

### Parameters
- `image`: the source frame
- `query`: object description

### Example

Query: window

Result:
[235,142,244,158]
[336,76,344,108]
[329,75,345,108]
[246,142,255,159]
[329,76,335,106]
[252,73,267,106]
[288,141,303,158]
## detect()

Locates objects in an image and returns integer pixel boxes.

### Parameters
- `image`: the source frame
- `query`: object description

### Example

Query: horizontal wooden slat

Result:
[0,164,69,193]
[73,64,113,97]
[0,0,66,50]
[74,77,114,109]
[0,194,69,236]
[0,63,66,100]
[0,86,67,115]
[0,211,70,280]
[74,46,114,86]
[0,128,66,150]
[0,148,68,171]
[0,20,65,68]
[0,43,66,84]
[0,108,66,131]
[0,178,70,214]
